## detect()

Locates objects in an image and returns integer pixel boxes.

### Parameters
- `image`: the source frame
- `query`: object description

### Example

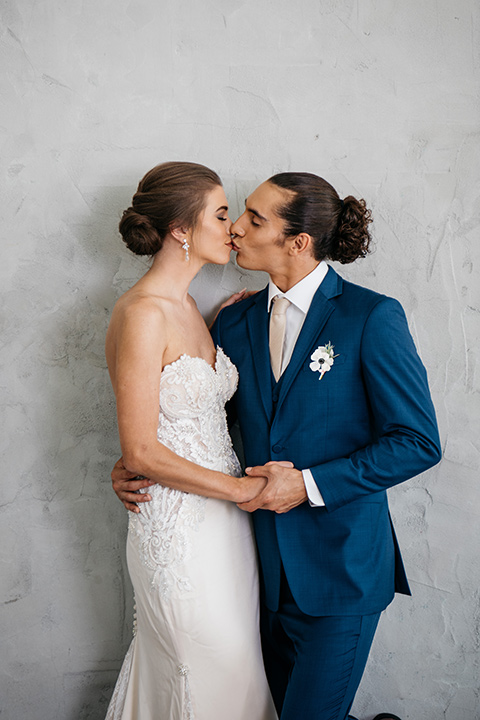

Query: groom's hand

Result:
[111,457,155,513]
[237,461,307,514]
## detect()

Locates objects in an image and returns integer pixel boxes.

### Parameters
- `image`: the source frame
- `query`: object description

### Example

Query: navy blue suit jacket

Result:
[211,267,441,616]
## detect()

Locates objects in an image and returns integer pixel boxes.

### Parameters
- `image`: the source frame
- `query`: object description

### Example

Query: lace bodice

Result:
[128,347,242,599]
[156,346,241,477]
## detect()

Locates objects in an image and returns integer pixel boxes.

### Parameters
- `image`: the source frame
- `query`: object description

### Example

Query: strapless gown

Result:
[106,347,277,720]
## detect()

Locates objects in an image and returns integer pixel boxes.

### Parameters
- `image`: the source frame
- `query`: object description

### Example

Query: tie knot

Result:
[271,296,290,316]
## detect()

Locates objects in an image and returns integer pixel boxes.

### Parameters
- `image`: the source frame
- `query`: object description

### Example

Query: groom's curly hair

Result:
[269,172,372,264]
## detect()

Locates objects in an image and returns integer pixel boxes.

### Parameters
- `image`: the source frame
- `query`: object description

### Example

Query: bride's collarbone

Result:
[158,299,216,368]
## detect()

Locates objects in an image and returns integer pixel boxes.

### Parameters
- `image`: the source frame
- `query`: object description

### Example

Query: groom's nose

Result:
[230,216,246,237]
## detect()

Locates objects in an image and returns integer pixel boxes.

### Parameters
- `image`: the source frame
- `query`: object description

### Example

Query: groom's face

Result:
[230,181,292,274]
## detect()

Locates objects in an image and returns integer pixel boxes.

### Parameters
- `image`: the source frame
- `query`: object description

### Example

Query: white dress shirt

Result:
[268,261,328,507]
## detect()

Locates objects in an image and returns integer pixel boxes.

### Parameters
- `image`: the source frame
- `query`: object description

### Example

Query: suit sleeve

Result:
[310,297,442,512]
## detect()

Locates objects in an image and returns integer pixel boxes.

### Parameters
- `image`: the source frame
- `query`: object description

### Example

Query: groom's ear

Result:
[289,232,313,256]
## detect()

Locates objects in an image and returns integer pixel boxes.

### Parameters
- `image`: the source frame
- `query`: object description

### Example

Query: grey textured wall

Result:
[1,1,479,718]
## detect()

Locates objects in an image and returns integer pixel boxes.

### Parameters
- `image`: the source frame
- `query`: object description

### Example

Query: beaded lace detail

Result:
[128,347,241,601]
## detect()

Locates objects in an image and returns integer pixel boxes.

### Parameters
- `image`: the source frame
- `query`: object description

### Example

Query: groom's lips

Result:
[230,240,240,251]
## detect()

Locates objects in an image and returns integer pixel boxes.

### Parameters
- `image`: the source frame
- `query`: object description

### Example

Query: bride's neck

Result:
[139,243,204,303]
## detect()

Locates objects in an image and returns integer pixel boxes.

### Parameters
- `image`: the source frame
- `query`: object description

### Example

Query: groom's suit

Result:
[211,266,441,718]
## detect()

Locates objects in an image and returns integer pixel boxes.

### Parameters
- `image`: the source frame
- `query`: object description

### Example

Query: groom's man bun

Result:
[268,171,372,264]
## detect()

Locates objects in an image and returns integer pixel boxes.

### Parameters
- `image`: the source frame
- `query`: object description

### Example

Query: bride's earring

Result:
[182,239,190,261]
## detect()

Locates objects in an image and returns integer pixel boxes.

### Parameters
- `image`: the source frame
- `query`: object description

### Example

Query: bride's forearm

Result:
[122,443,262,503]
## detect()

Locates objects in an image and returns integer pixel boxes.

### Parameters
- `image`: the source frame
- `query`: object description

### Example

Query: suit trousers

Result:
[260,568,381,720]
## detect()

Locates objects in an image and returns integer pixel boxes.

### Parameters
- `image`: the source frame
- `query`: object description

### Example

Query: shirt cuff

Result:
[302,469,325,507]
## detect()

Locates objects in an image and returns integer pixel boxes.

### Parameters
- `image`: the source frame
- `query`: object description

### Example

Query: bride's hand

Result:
[235,473,268,504]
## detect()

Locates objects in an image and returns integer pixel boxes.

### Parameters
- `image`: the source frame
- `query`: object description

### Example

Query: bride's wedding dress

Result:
[106,348,276,720]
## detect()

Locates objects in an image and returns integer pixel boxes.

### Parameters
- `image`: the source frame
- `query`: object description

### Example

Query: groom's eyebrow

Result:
[244,200,267,222]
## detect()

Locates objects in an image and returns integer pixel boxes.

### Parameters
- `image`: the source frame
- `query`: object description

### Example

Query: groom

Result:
[111,173,441,720]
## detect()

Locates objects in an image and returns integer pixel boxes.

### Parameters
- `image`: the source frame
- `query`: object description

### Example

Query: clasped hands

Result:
[238,461,307,513]
[111,459,307,514]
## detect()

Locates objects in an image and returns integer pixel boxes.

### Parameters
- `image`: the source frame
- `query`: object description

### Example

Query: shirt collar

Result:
[267,261,329,314]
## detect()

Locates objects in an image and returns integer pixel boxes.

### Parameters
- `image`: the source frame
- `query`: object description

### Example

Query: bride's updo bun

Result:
[119,161,222,256]
[268,172,372,264]
[119,207,162,256]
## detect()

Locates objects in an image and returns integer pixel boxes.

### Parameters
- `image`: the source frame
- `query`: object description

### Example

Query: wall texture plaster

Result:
[1,1,479,718]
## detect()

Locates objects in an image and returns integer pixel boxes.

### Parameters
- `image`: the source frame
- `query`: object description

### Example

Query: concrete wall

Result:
[1,1,479,718]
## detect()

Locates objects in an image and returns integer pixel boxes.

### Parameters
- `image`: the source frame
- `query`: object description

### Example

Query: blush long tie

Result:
[269,296,291,381]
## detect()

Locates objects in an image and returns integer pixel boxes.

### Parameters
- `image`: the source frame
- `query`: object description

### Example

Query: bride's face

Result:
[191,186,233,265]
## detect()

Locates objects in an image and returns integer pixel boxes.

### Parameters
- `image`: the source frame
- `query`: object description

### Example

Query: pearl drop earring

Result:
[182,239,190,261]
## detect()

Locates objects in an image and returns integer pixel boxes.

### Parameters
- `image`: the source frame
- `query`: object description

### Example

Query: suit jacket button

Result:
[272,444,283,453]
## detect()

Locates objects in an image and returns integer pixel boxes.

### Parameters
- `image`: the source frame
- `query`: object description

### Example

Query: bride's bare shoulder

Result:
[107,290,170,346]
[114,287,169,319]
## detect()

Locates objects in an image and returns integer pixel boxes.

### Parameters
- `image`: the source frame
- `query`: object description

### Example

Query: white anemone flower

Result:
[309,343,337,379]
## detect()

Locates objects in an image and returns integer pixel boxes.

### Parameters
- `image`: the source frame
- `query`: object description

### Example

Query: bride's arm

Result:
[110,300,264,504]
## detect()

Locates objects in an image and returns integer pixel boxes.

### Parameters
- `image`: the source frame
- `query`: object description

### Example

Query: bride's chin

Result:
[210,257,231,267]
[219,248,233,265]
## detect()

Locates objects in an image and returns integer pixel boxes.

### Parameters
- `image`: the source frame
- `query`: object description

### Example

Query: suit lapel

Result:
[246,288,273,420]
[276,267,343,412]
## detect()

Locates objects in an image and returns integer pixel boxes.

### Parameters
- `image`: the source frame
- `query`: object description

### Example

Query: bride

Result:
[104,161,277,720]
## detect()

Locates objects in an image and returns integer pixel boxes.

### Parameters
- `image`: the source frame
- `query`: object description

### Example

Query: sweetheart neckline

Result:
[161,346,225,375]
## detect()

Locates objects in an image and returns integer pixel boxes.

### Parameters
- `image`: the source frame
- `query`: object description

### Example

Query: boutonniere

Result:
[309,342,338,380]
